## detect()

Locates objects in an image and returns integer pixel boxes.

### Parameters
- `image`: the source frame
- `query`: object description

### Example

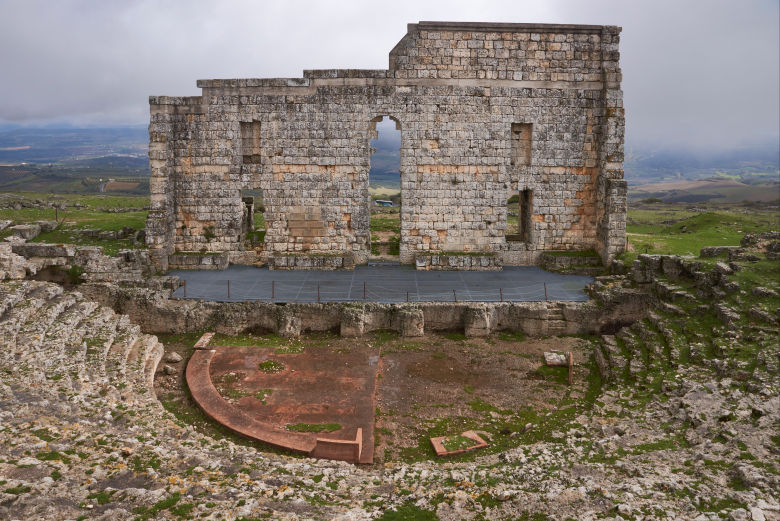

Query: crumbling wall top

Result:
[412,21,618,34]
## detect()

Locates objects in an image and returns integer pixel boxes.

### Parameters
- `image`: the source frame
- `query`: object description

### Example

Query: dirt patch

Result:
[374,334,593,462]
[406,354,477,384]
[104,181,140,191]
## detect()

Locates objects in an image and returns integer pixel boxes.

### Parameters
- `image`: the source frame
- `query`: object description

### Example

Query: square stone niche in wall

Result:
[241,121,261,164]
[511,123,532,167]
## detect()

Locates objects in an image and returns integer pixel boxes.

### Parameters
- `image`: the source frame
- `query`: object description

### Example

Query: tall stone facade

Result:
[146,21,626,271]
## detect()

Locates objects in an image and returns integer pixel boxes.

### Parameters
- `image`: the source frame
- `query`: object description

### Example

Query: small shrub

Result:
[203,225,216,242]
[4,485,31,494]
[376,504,439,521]
[66,264,85,285]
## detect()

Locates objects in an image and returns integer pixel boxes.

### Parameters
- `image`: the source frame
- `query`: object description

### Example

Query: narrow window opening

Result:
[511,122,532,166]
[240,121,261,164]
[507,188,533,243]
[519,189,533,242]
[369,116,401,259]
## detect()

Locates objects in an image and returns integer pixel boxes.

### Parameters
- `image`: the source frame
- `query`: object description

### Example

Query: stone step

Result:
[17,293,79,352]
[628,356,644,378]
[0,281,40,318]
[142,337,164,392]
[81,308,122,365]
[51,299,101,388]
[636,320,665,362]
[1,291,75,389]
[594,344,611,382]
[652,280,697,304]
[126,335,163,400]
[652,300,686,316]
[102,314,133,372]
[0,284,63,355]
[600,334,627,380]
[106,324,141,380]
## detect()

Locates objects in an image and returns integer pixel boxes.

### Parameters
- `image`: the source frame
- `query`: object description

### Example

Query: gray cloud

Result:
[0,0,777,149]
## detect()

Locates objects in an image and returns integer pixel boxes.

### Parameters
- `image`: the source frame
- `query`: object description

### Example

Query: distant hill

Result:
[0,127,148,164]
[624,141,779,184]
[625,141,779,203]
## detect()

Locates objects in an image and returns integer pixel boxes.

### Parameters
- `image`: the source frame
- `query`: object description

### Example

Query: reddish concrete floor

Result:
[192,344,379,464]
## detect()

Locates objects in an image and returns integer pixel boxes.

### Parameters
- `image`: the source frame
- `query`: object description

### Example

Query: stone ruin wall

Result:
[146,21,626,271]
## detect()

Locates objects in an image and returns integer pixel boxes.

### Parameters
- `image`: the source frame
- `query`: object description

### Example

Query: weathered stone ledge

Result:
[415,252,501,271]
[78,281,648,339]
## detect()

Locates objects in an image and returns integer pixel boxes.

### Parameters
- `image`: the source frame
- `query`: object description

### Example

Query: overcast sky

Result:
[1,0,778,150]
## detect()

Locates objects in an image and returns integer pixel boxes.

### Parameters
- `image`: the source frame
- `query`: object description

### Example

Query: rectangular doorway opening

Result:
[369,115,401,260]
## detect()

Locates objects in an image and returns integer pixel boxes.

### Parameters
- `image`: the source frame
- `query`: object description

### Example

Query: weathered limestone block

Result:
[340,306,366,337]
[395,307,424,337]
[268,254,345,271]
[9,224,40,240]
[415,253,502,271]
[35,220,58,233]
[168,253,230,270]
[276,307,302,337]
[700,246,741,258]
[464,304,493,337]
[661,256,684,280]
[0,243,28,279]
[11,243,76,258]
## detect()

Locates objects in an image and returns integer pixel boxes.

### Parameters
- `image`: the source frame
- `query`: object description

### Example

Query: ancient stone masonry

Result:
[146,21,626,271]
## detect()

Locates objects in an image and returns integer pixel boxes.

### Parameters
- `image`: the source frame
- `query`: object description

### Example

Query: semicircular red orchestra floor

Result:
[186,334,378,464]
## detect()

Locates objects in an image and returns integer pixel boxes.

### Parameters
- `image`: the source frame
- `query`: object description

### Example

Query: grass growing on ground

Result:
[370,212,401,234]
[1,192,149,255]
[210,332,305,353]
[286,423,342,433]
[623,205,778,263]
[544,249,599,257]
[376,504,439,521]
[0,193,148,227]
[258,360,285,373]
[441,434,480,452]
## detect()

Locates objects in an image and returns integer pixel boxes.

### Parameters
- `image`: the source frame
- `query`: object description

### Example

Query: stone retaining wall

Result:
[167,252,230,270]
[9,243,152,284]
[414,253,501,271]
[78,281,648,339]
[267,253,354,270]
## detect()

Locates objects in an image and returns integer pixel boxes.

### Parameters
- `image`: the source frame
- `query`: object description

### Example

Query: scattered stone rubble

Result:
[0,234,777,520]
